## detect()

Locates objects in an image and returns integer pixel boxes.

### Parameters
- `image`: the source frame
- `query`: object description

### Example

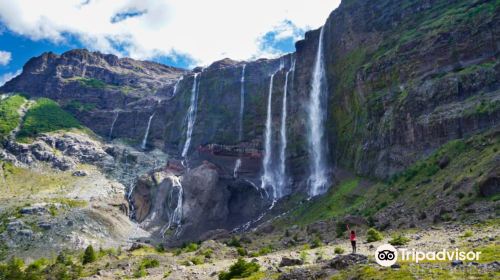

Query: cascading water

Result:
[238,64,246,142]
[307,27,329,197]
[181,73,200,158]
[141,113,155,150]
[171,77,183,97]
[261,73,276,199]
[276,60,295,197]
[108,111,119,141]
[234,64,246,177]
[160,175,184,237]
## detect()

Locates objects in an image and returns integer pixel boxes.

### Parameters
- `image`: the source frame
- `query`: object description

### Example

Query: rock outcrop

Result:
[1,0,499,243]
[131,161,269,243]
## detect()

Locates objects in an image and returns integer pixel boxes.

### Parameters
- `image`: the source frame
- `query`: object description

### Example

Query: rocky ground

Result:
[76,221,499,279]
[0,130,168,262]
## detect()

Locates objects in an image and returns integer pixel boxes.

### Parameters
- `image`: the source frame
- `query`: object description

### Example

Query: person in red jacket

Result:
[347,225,356,254]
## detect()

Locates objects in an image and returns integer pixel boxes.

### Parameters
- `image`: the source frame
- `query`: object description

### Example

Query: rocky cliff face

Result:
[1,0,499,243]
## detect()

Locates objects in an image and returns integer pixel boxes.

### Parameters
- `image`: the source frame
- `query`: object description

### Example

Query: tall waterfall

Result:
[276,60,295,197]
[234,64,246,177]
[160,175,184,237]
[181,73,200,158]
[108,111,119,141]
[238,64,246,142]
[261,73,276,199]
[141,113,155,150]
[307,27,329,197]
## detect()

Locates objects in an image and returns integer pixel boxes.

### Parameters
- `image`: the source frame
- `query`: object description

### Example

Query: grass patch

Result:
[0,95,25,138]
[63,100,97,112]
[278,179,362,226]
[0,161,76,199]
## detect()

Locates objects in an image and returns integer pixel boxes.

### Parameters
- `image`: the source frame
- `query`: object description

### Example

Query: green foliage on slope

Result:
[17,98,81,140]
[0,95,26,138]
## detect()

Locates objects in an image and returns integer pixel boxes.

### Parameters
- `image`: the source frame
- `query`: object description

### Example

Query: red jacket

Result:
[350,232,356,241]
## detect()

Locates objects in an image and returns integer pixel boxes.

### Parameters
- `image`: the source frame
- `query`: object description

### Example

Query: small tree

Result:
[82,245,97,265]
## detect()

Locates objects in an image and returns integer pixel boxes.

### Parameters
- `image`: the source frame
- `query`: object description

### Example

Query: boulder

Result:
[279,257,304,267]
[328,254,368,270]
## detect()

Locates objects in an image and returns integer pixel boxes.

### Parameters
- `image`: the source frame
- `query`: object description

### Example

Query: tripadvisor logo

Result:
[375,244,482,267]
[375,244,398,267]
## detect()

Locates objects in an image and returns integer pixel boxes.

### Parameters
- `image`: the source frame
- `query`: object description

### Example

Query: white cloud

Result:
[0,69,21,86]
[0,50,11,66]
[0,0,341,67]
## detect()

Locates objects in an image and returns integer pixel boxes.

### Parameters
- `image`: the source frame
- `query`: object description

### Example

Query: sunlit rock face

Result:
[2,0,499,243]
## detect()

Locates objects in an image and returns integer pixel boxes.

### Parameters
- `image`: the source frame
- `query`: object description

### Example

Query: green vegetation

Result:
[236,247,247,256]
[17,98,81,140]
[63,100,96,112]
[330,263,499,280]
[75,78,107,89]
[0,253,83,280]
[310,236,323,248]
[0,95,25,138]
[334,247,345,254]
[184,242,199,252]
[82,245,97,265]
[366,228,383,242]
[461,230,473,238]
[277,179,363,226]
[389,234,410,246]
[218,258,260,280]
[0,161,77,198]
[133,258,159,278]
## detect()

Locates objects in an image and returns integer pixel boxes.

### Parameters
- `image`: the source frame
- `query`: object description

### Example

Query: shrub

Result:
[462,230,473,238]
[389,235,410,246]
[257,246,273,256]
[0,257,24,279]
[226,237,241,247]
[366,228,383,243]
[184,242,199,252]
[82,245,97,265]
[334,247,345,254]
[190,256,204,265]
[134,258,159,278]
[311,236,323,248]
[201,248,213,258]
[237,247,247,256]
[63,100,96,112]
[218,259,260,280]
[18,98,81,139]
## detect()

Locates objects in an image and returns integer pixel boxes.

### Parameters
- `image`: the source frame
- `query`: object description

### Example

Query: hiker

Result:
[346,224,356,254]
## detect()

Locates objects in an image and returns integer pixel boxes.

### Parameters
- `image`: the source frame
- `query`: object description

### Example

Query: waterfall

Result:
[171,77,183,97]
[141,113,155,150]
[307,27,329,197]
[234,64,246,177]
[238,64,246,142]
[160,174,184,237]
[261,73,276,199]
[108,111,119,141]
[276,60,295,197]
[181,73,200,158]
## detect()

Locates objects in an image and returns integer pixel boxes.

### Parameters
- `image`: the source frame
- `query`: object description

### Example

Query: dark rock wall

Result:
[2,0,499,183]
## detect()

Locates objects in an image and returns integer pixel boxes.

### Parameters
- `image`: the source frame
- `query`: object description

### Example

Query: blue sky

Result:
[0,0,340,86]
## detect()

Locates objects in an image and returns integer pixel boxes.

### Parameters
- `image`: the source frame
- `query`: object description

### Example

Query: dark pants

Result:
[351,240,356,253]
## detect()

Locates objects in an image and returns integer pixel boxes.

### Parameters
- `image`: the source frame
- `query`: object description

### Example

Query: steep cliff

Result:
[1,0,499,244]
